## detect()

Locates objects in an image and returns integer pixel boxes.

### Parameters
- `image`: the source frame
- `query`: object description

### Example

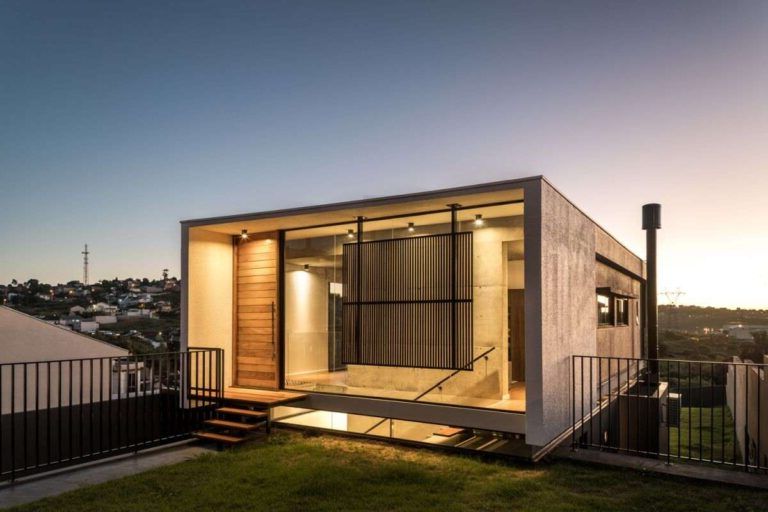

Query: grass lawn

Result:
[668,406,740,463]
[11,431,767,512]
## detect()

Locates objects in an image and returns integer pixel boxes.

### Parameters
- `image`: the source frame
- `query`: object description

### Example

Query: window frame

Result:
[597,293,613,327]
[615,297,629,326]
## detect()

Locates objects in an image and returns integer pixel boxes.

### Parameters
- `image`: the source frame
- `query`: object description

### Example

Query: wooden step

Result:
[193,431,245,445]
[217,407,268,419]
[434,427,467,437]
[205,418,260,431]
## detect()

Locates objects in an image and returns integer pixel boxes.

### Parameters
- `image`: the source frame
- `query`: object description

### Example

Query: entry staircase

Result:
[193,405,270,446]
[193,389,306,447]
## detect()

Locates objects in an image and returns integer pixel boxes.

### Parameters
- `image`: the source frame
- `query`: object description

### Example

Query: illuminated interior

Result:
[283,202,526,412]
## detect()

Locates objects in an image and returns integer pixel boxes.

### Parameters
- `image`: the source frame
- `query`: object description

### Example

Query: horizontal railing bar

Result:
[572,354,767,368]
[0,348,220,368]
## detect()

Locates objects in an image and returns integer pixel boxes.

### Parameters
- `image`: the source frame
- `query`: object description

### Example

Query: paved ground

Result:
[557,446,768,490]
[0,441,212,509]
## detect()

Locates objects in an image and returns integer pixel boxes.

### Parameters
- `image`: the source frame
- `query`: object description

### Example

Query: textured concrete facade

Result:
[595,261,642,359]
[525,180,597,447]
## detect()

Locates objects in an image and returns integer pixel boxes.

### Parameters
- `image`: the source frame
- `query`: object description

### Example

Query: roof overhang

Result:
[181,176,538,235]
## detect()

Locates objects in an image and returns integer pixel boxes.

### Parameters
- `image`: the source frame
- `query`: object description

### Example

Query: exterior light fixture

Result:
[303,264,310,271]
[407,222,415,233]
[240,229,249,240]
[347,229,355,239]
[474,214,484,227]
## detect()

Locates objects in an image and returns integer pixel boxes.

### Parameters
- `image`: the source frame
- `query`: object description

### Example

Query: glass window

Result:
[281,202,526,412]
[616,298,629,326]
[597,294,612,326]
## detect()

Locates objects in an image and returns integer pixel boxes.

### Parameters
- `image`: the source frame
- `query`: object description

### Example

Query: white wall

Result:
[184,227,234,387]
[285,269,330,377]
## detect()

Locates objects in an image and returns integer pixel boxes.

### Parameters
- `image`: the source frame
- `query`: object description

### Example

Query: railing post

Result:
[572,356,576,451]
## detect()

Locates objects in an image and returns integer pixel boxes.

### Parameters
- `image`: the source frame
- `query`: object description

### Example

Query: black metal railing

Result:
[572,355,767,472]
[0,348,223,481]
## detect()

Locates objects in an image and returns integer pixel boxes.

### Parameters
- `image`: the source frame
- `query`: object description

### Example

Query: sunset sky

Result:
[1,1,766,308]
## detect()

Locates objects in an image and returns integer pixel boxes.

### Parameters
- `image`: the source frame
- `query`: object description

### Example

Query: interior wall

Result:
[285,268,330,377]
[185,227,234,388]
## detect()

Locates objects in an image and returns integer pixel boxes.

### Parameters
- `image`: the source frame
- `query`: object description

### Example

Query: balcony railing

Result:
[0,348,223,481]
[572,355,767,472]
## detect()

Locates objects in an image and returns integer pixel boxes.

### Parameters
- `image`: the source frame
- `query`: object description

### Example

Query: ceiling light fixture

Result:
[303,264,310,271]
[240,229,249,240]
[347,229,355,239]
[407,222,415,233]
[474,214,484,227]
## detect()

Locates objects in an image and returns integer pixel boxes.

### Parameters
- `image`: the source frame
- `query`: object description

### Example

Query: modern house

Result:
[181,176,645,457]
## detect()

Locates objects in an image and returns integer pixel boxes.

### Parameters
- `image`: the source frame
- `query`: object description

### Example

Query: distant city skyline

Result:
[1,1,766,308]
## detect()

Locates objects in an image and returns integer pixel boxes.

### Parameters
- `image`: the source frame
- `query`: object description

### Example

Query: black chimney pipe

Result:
[642,203,661,370]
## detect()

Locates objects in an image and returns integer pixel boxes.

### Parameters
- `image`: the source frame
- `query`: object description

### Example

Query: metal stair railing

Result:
[363,347,496,435]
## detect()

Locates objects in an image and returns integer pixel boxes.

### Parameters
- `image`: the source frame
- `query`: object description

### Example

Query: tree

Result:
[25,279,40,295]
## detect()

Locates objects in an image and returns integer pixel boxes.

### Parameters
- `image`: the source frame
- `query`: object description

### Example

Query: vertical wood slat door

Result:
[235,231,279,389]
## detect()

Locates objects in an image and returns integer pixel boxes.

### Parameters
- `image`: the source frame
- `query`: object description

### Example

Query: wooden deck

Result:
[223,388,307,407]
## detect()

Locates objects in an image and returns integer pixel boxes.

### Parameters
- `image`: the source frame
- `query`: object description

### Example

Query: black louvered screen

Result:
[342,232,473,370]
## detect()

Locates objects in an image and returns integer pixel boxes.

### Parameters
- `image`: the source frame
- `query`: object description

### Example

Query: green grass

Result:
[668,406,740,463]
[11,431,766,512]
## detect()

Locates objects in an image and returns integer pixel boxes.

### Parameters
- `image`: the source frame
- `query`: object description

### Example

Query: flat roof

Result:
[181,175,540,228]
[181,174,642,261]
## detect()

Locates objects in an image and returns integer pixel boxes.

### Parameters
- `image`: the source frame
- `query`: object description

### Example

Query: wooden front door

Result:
[234,231,280,389]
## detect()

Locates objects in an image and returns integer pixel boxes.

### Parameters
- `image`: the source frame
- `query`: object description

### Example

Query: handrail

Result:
[571,353,768,368]
[363,346,496,435]
[414,346,496,401]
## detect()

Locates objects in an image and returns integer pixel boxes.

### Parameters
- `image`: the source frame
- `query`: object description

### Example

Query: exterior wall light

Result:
[303,264,310,271]
[240,229,249,240]
[474,214,484,227]
[347,229,355,239]
[407,222,415,233]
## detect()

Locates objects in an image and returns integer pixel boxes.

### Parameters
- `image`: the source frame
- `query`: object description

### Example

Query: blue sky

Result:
[1,1,766,308]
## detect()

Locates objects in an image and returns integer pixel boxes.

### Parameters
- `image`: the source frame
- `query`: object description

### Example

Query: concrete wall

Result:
[525,180,597,447]
[184,227,234,388]
[726,357,768,466]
